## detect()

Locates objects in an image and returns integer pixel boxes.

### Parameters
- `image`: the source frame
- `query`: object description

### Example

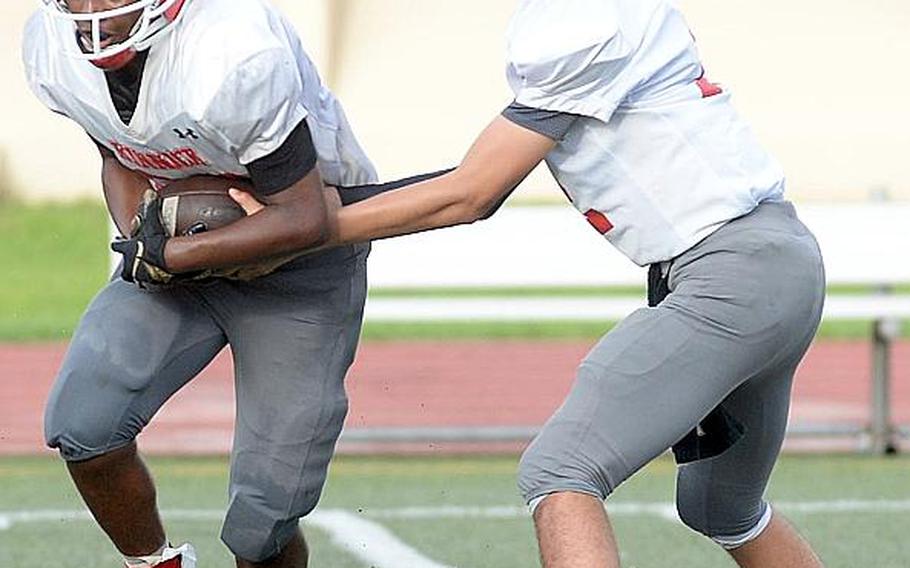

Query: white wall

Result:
[2,0,908,201]
[678,0,910,202]
[1,2,100,200]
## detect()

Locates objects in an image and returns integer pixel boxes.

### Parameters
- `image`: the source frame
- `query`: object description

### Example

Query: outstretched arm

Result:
[334,116,555,242]
[232,116,558,245]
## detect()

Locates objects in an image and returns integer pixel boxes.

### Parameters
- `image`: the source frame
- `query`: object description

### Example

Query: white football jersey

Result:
[506,0,786,266]
[23,0,377,188]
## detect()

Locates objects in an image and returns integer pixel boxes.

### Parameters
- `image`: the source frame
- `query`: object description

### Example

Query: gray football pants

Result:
[518,201,825,543]
[44,244,369,562]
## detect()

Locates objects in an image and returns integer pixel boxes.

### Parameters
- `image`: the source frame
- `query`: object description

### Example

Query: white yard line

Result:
[775,499,910,513]
[3,499,909,530]
[2,499,909,567]
[308,509,455,568]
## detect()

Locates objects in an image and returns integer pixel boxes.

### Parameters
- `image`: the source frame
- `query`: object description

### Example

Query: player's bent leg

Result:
[673,368,792,546]
[516,297,754,508]
[45,280,227,461]
[674,205,825,566]
[218,246,368,566]
[517,303,757,568]
[44,279,226,558]
[676,361,824,567]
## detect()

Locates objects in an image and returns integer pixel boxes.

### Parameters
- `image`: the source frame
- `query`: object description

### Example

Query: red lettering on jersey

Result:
[174,147,207,168]
[149,154,169,169]
[696,76,723,98]
[584,209,614,234]
[169,149,192,168]
[136,153,155,169]
[108,141,209,171]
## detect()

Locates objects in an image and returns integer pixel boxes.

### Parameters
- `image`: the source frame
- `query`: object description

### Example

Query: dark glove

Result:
[111,193,175,286]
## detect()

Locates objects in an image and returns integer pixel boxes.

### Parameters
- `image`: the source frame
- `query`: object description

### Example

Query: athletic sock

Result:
[123,543,168,567]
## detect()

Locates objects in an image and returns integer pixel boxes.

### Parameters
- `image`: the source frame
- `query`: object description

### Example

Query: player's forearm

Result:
[100,156,151,236]
[332,168,489,245]
[164,187,329,273]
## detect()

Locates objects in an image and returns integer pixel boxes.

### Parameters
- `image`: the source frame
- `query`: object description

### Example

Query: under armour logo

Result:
[173,128,199,140]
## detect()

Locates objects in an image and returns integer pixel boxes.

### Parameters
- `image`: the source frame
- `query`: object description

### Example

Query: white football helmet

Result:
[40,0,189,69]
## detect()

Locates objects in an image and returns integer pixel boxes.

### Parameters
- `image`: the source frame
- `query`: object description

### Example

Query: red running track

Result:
[1,340,908,455]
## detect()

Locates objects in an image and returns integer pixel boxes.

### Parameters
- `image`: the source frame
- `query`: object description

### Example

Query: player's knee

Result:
[676,491,772,549]
[44,411,128,462]
[221,489,318,562]
[43,371,136,462]
[517,435,614,506]
[222,466,326,563]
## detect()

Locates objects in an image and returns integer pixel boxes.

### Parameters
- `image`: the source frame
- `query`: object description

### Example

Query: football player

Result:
[22,0,405,566]
[236,0,827,566]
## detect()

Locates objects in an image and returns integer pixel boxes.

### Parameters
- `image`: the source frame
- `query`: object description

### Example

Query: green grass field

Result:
[2,200,908,342]
[1,454,908,567]
[0,200,110,341]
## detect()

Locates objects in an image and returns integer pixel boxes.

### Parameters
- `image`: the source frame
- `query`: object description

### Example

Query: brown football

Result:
[158,175,252,237]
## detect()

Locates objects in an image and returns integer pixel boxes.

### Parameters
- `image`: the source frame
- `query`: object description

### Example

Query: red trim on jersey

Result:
[584,209,614,235]
[156,556,182,568]
[696,76,723,98]
[164,0,188,22]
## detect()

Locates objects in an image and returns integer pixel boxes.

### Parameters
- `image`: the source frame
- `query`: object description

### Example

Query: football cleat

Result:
[156,544,196,568]
[124,543,196,568]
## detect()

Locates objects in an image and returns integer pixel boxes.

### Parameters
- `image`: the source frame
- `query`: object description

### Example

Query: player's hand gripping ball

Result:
[112,176,250,286]
[111,189,176,286]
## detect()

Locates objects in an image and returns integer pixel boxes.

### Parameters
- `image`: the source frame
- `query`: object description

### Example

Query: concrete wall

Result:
[2,0,908,201]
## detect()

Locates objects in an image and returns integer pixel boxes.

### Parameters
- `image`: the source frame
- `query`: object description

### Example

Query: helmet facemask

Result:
[41,0,188,69]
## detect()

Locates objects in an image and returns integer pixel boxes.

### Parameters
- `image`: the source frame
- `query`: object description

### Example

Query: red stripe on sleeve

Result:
[584,209,614,234]
[696,76,723,98]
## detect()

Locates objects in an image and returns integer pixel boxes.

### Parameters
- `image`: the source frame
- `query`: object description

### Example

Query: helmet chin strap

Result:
[91,47,137,71]
[76,28,138,71]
